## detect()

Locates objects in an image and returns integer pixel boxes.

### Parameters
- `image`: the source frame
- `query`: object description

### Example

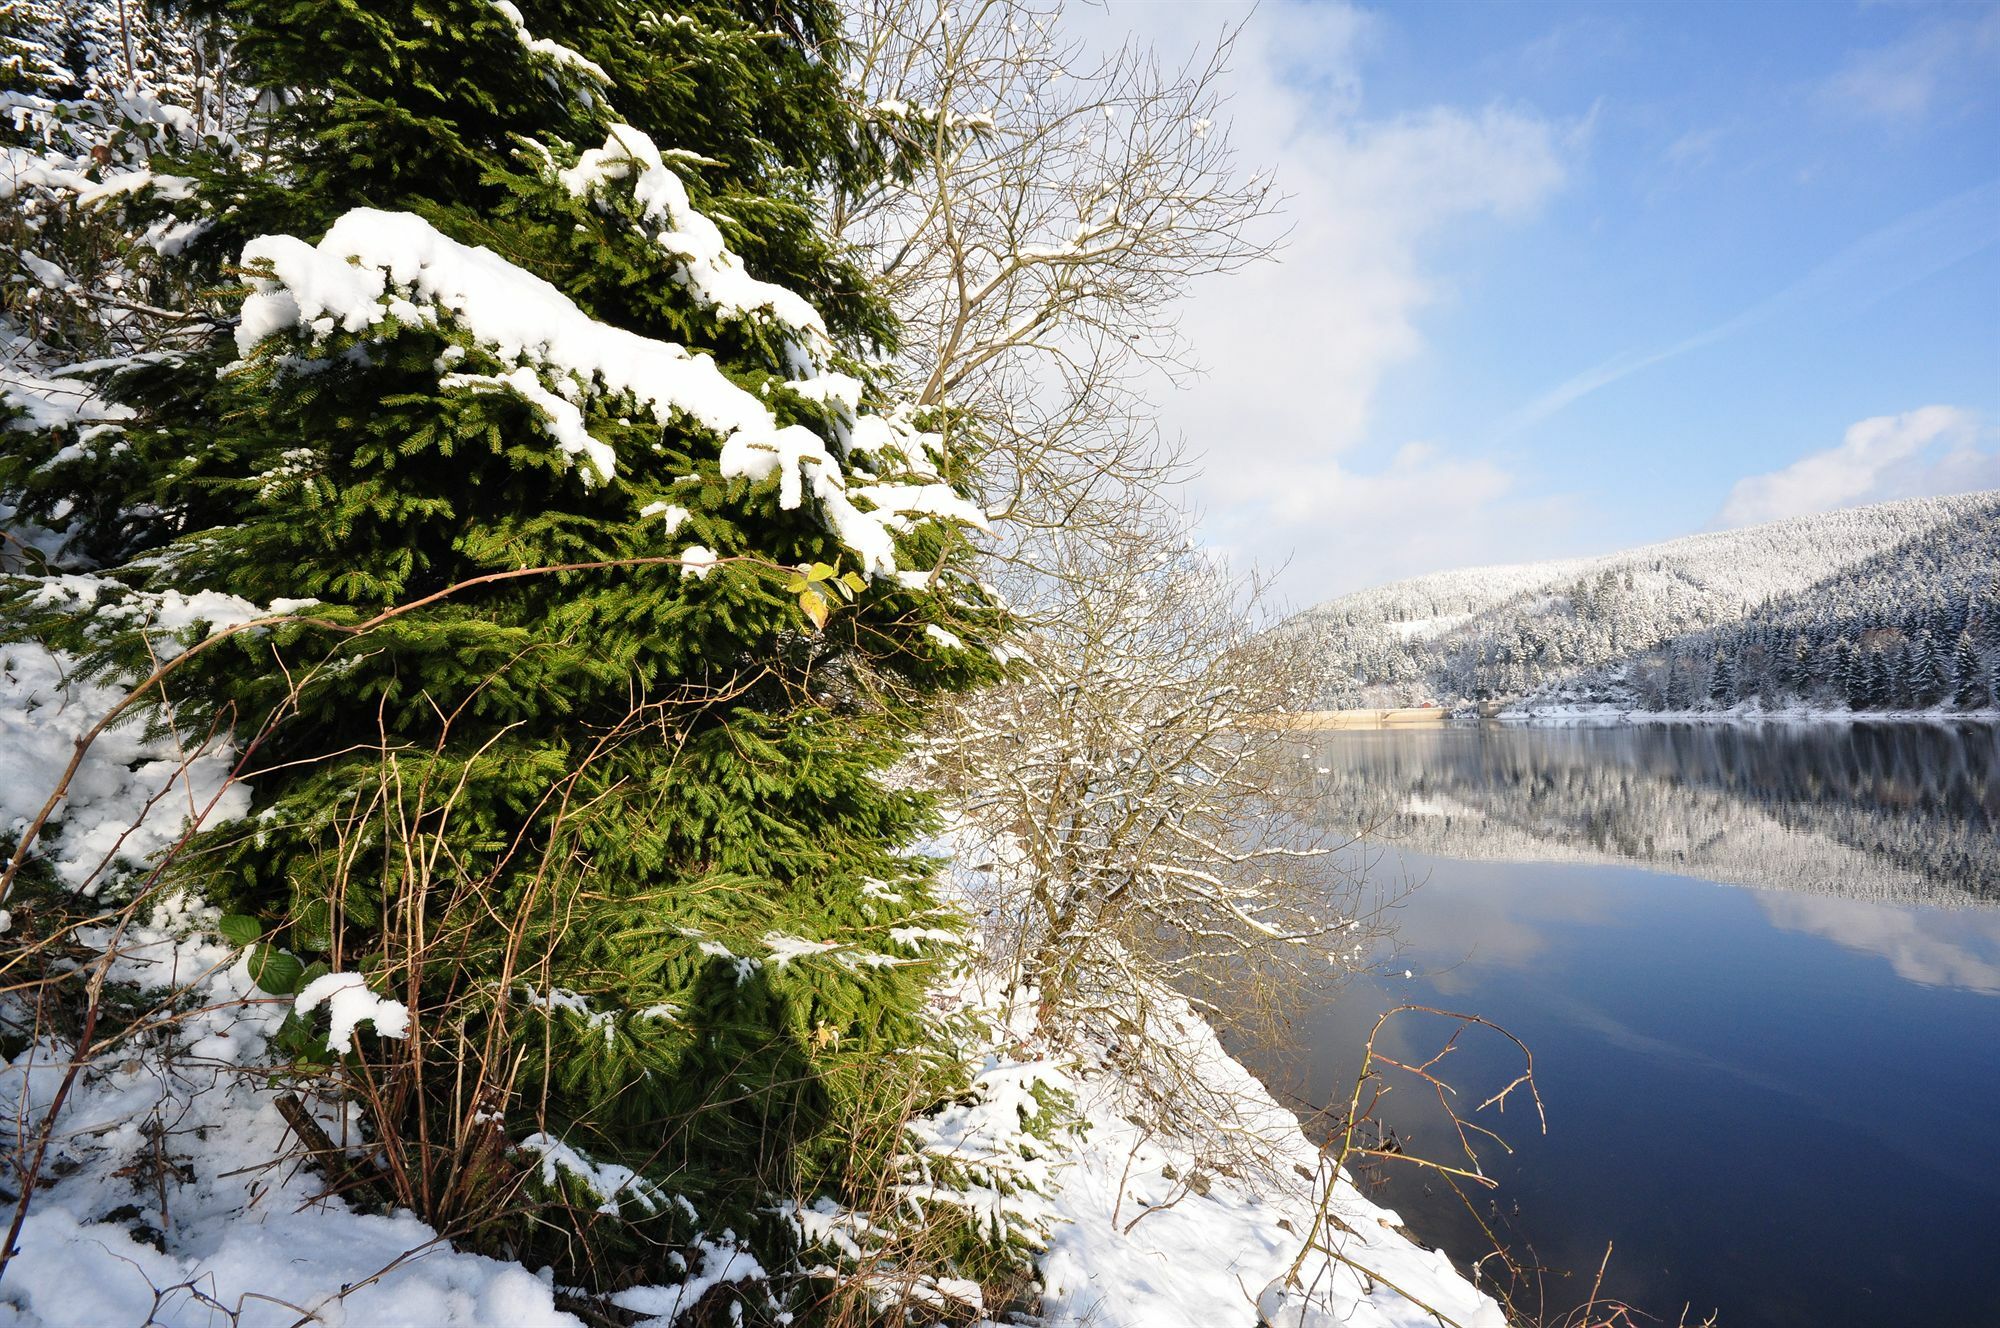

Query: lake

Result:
[1244,721,2000,1328]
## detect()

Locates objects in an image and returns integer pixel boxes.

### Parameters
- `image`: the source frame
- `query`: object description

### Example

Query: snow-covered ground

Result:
[1,640,1498,1327]
[0,892,587,1328]
[0,640,250,910]
[1,967,1501,1328]
[1017,998,1502,1328]
[0,641,586,1326]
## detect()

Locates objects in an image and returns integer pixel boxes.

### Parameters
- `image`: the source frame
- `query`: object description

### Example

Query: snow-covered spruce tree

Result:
[0,0,239,379]
[1955,630,1991,710]
[2,0,1005,1298]
[1,2,64,105]
[1708,649,1734,707]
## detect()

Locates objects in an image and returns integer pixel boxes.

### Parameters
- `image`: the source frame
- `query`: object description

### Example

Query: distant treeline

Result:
[1289,493,2000,713]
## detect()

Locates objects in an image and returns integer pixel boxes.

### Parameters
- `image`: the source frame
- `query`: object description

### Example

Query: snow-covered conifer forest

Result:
[0,3,1513,1326]
[1283,491,2000,717]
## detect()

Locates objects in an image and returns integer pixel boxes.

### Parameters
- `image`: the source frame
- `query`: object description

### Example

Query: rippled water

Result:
[1244,722,2000,1328]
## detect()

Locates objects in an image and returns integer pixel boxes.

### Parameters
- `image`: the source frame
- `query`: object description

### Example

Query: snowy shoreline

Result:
[946,976,1505,1328]
[1487,704,2000,727]
[0,640,1497,1328]
[0,919,1504,1328]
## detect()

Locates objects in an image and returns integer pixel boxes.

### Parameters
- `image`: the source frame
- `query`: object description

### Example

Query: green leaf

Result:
[840,571,867,595]
[247,945,306,995]
[807,562,835,582]
[217,914,264,948]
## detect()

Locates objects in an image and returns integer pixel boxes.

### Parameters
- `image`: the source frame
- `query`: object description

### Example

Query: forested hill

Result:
[1286,491,2000,713]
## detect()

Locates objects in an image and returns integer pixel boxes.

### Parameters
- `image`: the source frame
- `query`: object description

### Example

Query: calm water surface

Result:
[1245,722,2000,1328]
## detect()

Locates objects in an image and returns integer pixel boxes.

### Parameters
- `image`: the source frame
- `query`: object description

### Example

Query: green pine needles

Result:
[2,0,1008,1304]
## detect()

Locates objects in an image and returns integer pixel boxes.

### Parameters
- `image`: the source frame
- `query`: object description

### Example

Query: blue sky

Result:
[1097,0,2000,603]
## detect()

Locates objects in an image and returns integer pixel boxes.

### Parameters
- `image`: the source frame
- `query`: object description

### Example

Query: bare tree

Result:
[832,0,1281,554]
[835,2,1370,1106]
[828,9,1432,1218]
[916,513,1380,1035]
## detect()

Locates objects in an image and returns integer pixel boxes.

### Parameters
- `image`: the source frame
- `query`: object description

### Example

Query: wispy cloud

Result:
[1504,11,1630,80]
[1662,125,1725,170]
[1820,4,2000,125]
[1714,405,1996,528]
[1495,178,2000,441]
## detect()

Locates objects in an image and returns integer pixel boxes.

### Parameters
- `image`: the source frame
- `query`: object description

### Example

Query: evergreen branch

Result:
[0,552,781,912]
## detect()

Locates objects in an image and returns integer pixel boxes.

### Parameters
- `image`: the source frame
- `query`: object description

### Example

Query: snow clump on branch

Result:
[235,207,985,577]
[293,972,411,1054]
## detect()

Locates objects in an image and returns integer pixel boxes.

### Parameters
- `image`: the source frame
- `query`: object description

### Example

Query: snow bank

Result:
[900,819,1506,1328]
[0,902,1502,1328]
[0,896,587,1328]
[0,1203,578,1328]
[915,972,1504,1328]
[0,657,577,1328]
[0,642,249,895]
[1036,999,1500,1328]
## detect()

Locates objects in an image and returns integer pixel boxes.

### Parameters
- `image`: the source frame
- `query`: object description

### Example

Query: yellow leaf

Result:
[799,588,830,629]
[841,571,868,594]
[808,561,836,582]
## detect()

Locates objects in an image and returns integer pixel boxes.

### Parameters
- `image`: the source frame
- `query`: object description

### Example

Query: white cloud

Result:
[1208,444,1580,609]
[1084,1,1571,599]
[1715,405,1998,528]
[1821,6,2000,125]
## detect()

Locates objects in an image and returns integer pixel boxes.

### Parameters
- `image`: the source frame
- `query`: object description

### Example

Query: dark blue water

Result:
[1249,723,2000,1328]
